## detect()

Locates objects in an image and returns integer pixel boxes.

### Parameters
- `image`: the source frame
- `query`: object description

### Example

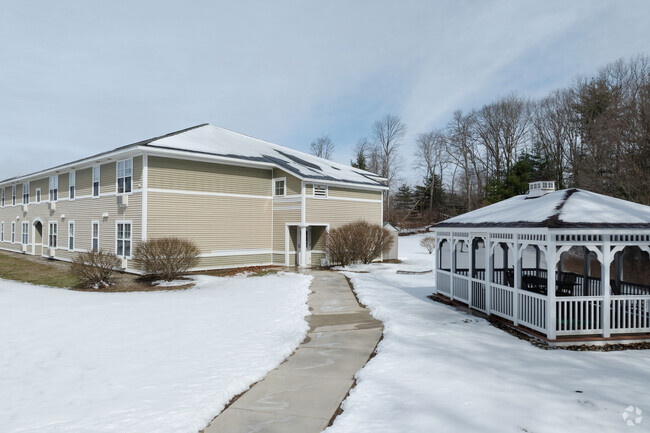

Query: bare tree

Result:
[414,129,447,213]
[373,114,406,218]
[446,110,479,211]
[310,134,335,160]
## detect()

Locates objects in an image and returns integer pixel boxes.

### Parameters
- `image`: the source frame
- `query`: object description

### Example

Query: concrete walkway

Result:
[203,270,382,433]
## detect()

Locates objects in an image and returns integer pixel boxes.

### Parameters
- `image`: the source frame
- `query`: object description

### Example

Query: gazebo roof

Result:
[434,189,650,229]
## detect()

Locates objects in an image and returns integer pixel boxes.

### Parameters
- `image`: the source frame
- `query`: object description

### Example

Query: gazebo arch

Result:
[432,183,650,343]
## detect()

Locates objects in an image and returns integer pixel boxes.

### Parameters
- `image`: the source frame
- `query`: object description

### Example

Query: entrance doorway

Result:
[32,220,43,256]
[295,226,312,266]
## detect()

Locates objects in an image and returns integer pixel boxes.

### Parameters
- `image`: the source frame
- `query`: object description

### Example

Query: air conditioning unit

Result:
[22,204,28,213]
[21,244,28,253]
[117,195,128,207]
[48,247,56,258]
[320,258,329,267]
[120,258,128,270]
[48,202,56,211]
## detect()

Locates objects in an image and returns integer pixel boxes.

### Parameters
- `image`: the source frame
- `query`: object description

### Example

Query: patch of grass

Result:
[0,251,79,288]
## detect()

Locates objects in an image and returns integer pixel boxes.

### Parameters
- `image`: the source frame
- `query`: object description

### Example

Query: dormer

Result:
[528,180,555,197]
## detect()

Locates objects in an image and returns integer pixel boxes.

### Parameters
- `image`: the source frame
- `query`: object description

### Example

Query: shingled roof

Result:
[433,188,650,229]
[140,124,387,188]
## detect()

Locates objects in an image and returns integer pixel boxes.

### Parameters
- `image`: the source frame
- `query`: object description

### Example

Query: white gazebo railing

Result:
[434,229,650,341]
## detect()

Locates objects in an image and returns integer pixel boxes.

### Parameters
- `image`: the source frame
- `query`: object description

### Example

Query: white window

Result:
[68,222,75,251]
[92,166,100,197]
[48,222,57,248]
[12,185,16,206]
[117,159,132,194]
[1,222,4,242]
[313,184,328,198]
[11,222,15,243]
[36,188,41,203]
[22,222,29,245]
[1,188,4,207]
[116,222,132,258]
[274,178,286,197]
[49,175,58,202]
[91,221,99,252]
[69,171,76,200]
[22,182,29,204]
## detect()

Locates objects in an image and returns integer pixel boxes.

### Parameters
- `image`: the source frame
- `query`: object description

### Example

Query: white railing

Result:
[471,281,487,313]
[611,296,650,333]
[556,297,602,335]
[518,291,547,334]
[453,275,469,302]
[437,270,451,295]
[490,284,514,320]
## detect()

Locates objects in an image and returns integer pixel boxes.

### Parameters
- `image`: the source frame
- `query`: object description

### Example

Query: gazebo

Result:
[432,181,650,342]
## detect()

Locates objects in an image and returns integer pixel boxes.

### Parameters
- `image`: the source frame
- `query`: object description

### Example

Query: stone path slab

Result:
[202,270,382,433]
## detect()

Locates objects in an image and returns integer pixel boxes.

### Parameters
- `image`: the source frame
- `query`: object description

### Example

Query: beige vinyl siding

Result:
[59,173,69,200]
[272,253,286,264]
[147,191,271,252]
[15,184,22,203]
[311,226,327,251]
[306,198,381,228]
[101,162,116,195]
[76,167,92,197]
[272,208,300,252]
[324,185,383,201]
[287,253,297,266]
[148,156,272,196]
[311,252,326,266]
[30,178,48,201]
[273,169,302,195]
[133,156,143,185]
[0,191,143,271]
[196,254,272,269]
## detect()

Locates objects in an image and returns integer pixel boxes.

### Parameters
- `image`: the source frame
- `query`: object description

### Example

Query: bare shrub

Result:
[133,237,200,281]
[69,250,121,289]
[420,236,436,254]
[326,220,394,266]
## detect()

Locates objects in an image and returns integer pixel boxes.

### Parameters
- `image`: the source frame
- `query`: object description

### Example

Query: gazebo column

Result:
[485,234,492,315]
[602,236,612,338]
[546,237,557,340]
[450,235,455,301]
[513,235,520,326]
[535,246,540,276]
[468,238,473,307]
[583,246,591,296]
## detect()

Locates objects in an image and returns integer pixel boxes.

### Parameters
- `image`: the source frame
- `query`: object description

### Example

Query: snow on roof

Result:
[142,124,387,188]
[434,189,650,229]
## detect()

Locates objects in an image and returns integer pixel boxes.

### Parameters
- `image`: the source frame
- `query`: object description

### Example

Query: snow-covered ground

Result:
[327,234,650,433]
[0,273,312,433]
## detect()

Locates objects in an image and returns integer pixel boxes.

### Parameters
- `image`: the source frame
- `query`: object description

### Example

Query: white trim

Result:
[0,221,3,242]
[273,206,301,211]
[91,220,100,252]
[273,177,287,197]
[92,165,100,198]
[142,154,148,241]
[312,184,328,198]
[115,220,133,259]
[201,249,273,258]
[116,157,133,195]
[68,221,75,251]
[273,195,302,202]
[145,147,276,171]
[148,188,271,200]
[308,195,382,204]
[11,221,15,244]
[68,170,76,201]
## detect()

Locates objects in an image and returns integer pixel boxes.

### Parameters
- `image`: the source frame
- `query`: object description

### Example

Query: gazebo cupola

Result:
[528,180,555,197]
[432,188,650,344]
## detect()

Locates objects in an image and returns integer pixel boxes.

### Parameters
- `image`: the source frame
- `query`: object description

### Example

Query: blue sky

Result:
[1,0,649,185]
